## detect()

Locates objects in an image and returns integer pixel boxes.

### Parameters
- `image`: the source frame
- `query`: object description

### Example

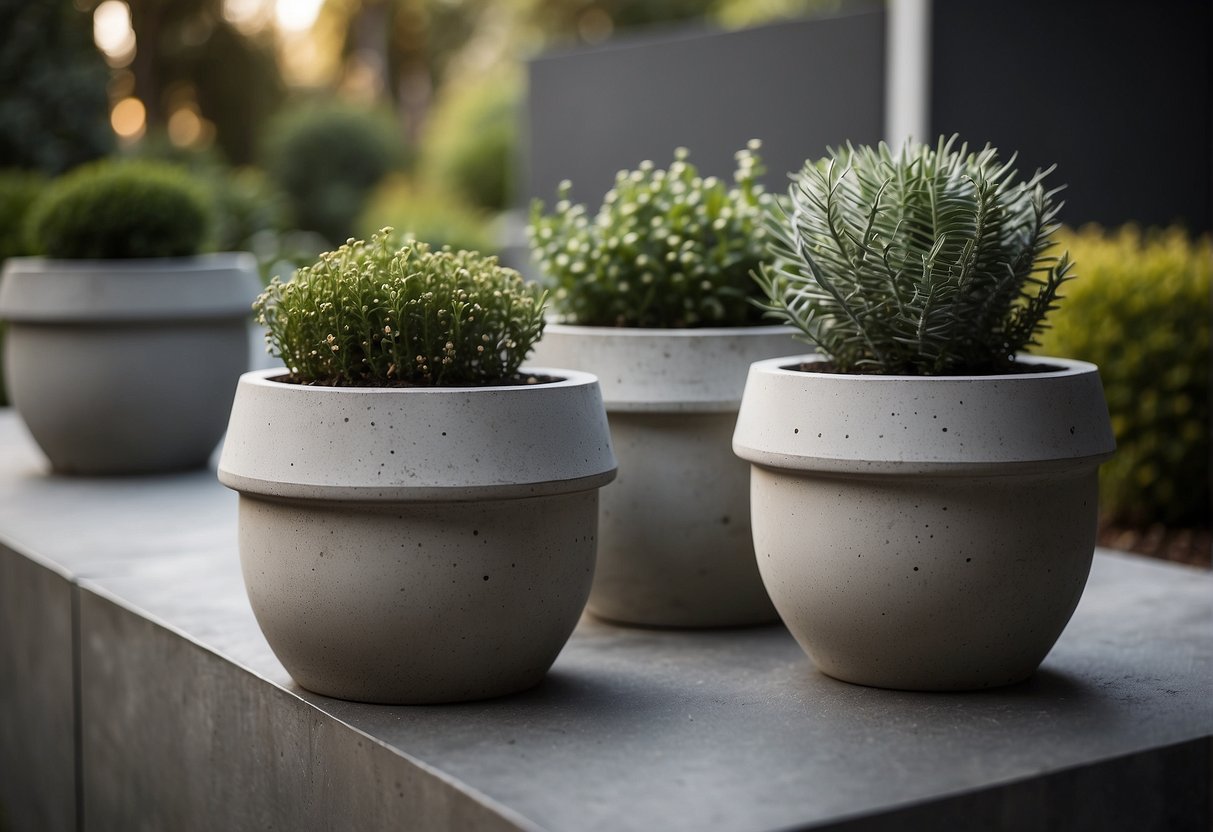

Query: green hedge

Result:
[1034,225,1211,527]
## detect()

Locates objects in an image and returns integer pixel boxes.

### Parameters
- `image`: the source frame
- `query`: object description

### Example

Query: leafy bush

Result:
[255,229,546,387]
[420,73,519,213]
[529,143,772,327]
[756,136,1071,375]
[129,134,289,253]
[0,0,112,174]
[0,169,45,261]
[1034,225,1211,528]
[359,175,496,255]
[26,160,213,259]
[261,101,404,245]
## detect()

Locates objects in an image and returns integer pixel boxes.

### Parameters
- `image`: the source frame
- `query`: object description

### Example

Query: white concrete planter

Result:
[0,254,260,474]
[733,355,1116,691]
[530,324,800,627]
[217,367,616,704]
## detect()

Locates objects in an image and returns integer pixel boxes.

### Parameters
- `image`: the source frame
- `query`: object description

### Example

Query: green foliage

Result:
[211,167,290,253]
[261,101,405,245]
[0,0,112,174]
[255,229,547,387]
[1034,226,1211,528]
[359,175,496,256]
[529,143,772,327]
[0,170,45,261]
[756,136,1072,375]
[421,73,520,213]
[26,160,213,259]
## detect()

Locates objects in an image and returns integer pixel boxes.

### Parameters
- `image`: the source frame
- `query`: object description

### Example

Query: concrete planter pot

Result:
[733,355,1116,690]
[530,324,799,627]
[0,254,259,474]
[217,367,616,704]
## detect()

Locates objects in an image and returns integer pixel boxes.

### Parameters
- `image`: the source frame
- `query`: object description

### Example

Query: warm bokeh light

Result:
[168,108,204,147]
[275,0,324,33]
[223,0,274,33]
[110,96,146,140]
[93,0,136,66]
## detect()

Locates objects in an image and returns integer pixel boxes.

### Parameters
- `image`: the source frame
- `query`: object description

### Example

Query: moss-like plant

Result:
[756,136,1072,375]
[528,143,772,328]
[1035,225,1211,527]
[255,229,546,387]
[26,160,212,259]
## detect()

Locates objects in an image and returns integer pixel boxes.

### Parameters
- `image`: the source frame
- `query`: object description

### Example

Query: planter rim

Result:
[532,323,802,412]
[750,353,1100,381]
[542,321,797,338]
[218,366,618,502]
[0,252,260,322]
[733,353,1115,475]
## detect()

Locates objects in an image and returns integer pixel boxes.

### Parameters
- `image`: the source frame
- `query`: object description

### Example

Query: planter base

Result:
[752,467,1099,691]
[6,321,249,475]
[589,411,777,628]
[239,491,598,704]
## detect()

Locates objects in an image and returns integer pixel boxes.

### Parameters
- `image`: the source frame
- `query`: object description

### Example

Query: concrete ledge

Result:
[0,410,1210,831]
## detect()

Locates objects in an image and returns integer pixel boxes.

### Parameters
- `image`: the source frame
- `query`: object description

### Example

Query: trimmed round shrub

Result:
[255,229,546,387]
[261,101,404,245]
[1034,225,1211,528]
[529,143,772,328]
[0,169,46,261]
[26,160,213,259]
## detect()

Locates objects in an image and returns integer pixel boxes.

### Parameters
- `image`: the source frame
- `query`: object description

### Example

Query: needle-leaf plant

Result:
[755,136,1073,375]
[255,229,547,387]
[529,142,772,328]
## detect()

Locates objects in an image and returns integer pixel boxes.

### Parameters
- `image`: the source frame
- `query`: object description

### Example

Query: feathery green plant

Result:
[255,229,547,387]
[756,136,1073,374]
[529,142,772,328]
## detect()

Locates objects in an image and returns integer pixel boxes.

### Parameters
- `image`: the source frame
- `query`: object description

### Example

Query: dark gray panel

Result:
[77,587,528,832]
[0,545,75,832]
[931,0,1212,231]
[525,8,886,208]
[824,738,1212,831]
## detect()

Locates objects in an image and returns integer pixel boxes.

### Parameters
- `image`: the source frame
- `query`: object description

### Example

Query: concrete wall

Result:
[931,0,1212,231]
[525,6,886,206]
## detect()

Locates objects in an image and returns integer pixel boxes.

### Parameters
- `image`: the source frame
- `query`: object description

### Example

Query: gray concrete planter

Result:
[0,254,259,475]
[733,355,1116,690]
[530,324,800,628]
[217,367,616,704]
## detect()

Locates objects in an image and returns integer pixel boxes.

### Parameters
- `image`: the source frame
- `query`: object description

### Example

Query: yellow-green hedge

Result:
[1034,225,1211,527]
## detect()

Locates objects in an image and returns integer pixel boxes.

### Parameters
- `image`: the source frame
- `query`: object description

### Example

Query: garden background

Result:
[0,0,1208,564]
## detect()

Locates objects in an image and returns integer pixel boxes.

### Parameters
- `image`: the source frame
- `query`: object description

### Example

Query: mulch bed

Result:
[1098,520,1212,569]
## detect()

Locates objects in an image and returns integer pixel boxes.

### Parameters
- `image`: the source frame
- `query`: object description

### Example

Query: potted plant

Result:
[527,143,798,628]
[0,160,260,474]
[733,137,1115,690]
[217,231,616,704]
